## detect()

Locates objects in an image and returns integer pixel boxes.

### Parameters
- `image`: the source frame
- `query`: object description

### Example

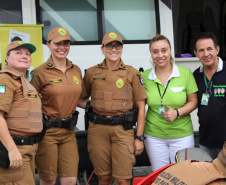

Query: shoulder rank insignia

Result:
[27,93,37,98]
[48,78,63,83]
[137,72,144,85]
[47,63,53,67]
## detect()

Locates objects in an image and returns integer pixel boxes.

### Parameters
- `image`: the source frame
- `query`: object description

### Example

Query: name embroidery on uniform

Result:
[73,76,79,84]
[27,93,37,98]
[116,79,124,88]
[136,72,144,85]
[48,78,63,83]
[213,85,225,97]
[93,78,106,81]
[0,85,6,93]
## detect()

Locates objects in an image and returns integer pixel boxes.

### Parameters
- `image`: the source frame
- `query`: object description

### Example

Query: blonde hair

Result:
[149,34,173,61]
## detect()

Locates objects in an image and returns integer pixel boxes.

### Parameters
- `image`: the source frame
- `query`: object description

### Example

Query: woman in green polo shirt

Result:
[142,34,198,172]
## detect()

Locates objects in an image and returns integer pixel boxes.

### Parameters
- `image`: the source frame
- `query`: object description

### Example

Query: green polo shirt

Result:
[142,65,198,138]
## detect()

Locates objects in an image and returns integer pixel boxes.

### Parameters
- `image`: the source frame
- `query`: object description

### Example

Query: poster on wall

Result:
[0,24,43,79]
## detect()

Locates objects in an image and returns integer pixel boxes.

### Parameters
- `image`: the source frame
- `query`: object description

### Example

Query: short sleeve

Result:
[83,68,94,98]
[30,69,43,93]
[130,68,147,101]
[0,74,16,113]
[186,69,198,95]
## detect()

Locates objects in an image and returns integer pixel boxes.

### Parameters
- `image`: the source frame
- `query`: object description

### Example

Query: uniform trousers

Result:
[0,144,38,185]
[36,127,79,181]
[144,134,194,171]
[88,123,135,179]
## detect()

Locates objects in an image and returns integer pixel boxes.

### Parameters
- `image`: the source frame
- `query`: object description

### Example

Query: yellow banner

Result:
[0,24,43,79]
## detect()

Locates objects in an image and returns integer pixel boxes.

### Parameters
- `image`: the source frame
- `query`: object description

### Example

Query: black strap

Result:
[89,111,125,126]
[157,79,171,106]
[43,111,79,130]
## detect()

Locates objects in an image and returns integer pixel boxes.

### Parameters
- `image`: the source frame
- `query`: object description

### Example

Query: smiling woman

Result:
[142,34,198,172]
[30,27,87,185]
[0,41,43,185]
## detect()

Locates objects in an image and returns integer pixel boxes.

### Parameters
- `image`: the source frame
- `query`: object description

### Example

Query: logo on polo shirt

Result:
[73,76,79,84]
[213,85,226,97]
[0,85,6,93]
[109,32,117,38]
[116,79,124,88]
[58,28,66,35]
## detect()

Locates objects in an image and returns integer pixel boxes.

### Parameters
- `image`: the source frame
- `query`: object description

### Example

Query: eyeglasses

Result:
[105,43,123,50]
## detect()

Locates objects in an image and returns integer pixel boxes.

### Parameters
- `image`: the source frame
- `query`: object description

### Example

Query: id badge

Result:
[201,93,209,105]
[158,105,165,117]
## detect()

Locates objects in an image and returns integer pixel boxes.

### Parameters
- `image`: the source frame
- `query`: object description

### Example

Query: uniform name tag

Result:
[0,86,6,93]
[27,93,37,98]
[93,78,106,81]
[48,78,63,83]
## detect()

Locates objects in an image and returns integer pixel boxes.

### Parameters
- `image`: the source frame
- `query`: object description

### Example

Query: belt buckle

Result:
[106,115,112,118]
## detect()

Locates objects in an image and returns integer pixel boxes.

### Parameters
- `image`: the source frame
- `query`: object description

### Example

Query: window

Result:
[172,0,226,59]
[0,1,22,24]
[37,0,159,44]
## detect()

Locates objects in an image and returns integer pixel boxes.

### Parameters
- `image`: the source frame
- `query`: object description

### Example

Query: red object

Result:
[133,163,176,185]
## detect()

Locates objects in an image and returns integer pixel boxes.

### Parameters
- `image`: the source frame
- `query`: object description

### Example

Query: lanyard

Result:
[203,74,212,93]
[157,79,171,106]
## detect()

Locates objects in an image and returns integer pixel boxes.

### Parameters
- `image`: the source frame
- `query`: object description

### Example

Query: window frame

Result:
[36,0,160,45]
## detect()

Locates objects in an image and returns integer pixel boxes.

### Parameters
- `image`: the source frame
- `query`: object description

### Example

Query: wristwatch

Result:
[176,109,180,119]
[135,135,145,141]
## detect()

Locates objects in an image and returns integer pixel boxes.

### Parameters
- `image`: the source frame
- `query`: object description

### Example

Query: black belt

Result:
[11,132,45,146]
[43,111,79,130]
[89,111,125,126]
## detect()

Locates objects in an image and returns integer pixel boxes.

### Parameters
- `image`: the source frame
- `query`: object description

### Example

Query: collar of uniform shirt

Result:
[199,57,223,73]
[148,63,180,88]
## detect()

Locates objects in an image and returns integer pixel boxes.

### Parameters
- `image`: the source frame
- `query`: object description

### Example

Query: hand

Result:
[134,139,144,156]
[163,104,177,122]
[8,147,23,169]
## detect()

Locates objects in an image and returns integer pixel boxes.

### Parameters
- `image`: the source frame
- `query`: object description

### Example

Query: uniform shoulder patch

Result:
[0,85,6,93]
[136,72,144,85]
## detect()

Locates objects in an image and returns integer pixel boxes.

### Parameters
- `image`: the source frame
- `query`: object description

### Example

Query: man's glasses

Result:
[105,43,123,50]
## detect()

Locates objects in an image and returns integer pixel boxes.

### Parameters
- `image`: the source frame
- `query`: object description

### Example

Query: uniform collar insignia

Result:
[47,63,53,67]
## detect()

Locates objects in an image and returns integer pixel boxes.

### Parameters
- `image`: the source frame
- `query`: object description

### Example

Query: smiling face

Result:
[101,41,123,63]
[194,38,219,68]
[47,40,70,59]
[150,40,171,68]
[6,47,31,74]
